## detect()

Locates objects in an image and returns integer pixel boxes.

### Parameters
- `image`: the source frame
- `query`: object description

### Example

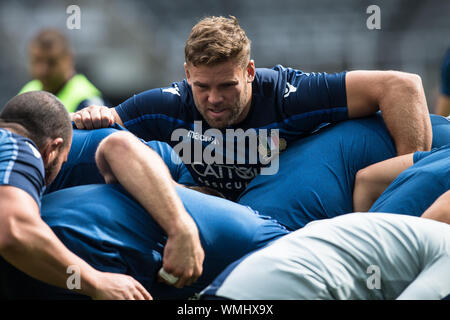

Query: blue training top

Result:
[370,143,450,216]
[0,128,45,206]
[40,184,289,299]
[46,124,196,194]
[115,65,348,200]
[238,114,450,230]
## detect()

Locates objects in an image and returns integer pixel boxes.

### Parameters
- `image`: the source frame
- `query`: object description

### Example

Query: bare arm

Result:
[421,190,450,224]
[353,153,414,212]
[435,95,450,117]
[95,131,204,288]
[0,186,151,300]
[346,70,432,155]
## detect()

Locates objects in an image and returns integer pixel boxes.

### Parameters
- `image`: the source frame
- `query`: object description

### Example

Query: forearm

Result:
[96,131,192,236]
[1,212,100,297]
[421,190,450,224]
[352,178,383,212]
[379,73,432,155]
[353,154,414,212]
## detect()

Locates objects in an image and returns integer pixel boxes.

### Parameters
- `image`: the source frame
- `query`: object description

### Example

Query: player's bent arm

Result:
[353,153,414,212]
[435,95,450,117]
[71,105,123,130]
[346,70,432,155]
[0,185,151,300]
[95,131,204,288]
[421,190,450,224]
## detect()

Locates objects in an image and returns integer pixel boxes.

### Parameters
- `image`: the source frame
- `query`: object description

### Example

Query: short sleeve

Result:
[280,66,348,121]
[0,131,45,206]
[413,144,450,163]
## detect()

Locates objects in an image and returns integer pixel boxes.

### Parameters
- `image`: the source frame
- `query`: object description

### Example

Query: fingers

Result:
[72,112,85,129]
[100,107,114,128]
[72,105,114,130]
[133,279,153,300]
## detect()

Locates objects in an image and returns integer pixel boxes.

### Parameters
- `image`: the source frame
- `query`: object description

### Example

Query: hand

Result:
[91,272,152,300]
[71,105,115,130]
[159,216,204,288]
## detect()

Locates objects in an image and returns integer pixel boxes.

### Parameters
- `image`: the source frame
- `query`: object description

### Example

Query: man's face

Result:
[44,140,71,186]
[29,44,72,90]
[185,59,255,128]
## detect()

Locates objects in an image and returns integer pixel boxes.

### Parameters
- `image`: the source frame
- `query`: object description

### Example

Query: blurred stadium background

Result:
[0,0,449,111]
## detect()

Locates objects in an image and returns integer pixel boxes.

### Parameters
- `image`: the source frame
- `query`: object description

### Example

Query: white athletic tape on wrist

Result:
[158,268,179,284]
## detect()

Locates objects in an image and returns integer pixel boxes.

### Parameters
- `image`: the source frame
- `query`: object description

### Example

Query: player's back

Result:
[202,212,450,300]
[41,183,289,299]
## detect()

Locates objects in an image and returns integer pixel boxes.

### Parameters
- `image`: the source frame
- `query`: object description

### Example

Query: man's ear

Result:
[184,62,191,85]
[41,137,64,166]
[246,59,255,83]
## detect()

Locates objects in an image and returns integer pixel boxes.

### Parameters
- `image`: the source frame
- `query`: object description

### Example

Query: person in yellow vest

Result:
[19,28,104,113]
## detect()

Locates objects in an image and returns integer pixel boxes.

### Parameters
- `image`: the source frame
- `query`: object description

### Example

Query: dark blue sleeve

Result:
[441,49,450,96]
[115,85,190,142]
[46,126,126,193]
[0,134,45,206]
[146,140,197,186]
[278,66,348,122]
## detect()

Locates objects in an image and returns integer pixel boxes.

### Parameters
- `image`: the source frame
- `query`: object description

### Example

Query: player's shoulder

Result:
[159,80,193,105]
[253,65,292,96]
[0,128,42,165]
[129,80,194,113]
[0,128,45,204]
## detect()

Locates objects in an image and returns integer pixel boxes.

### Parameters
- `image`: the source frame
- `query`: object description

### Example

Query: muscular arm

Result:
[95,131,204,288]
[421,190,450,224]
[346,71,432,155]
[353,153,414,212]
[0,186,151,299]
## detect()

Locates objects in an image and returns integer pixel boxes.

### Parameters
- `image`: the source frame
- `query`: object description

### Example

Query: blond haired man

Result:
[73,16,432,200]
[70,16,433,285]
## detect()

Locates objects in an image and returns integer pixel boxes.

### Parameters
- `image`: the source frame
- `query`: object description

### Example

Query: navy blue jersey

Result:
[46,125,195,194]
[1,184,288,299]
[238,114,450,230]
[370,144,450,216]
[441,48,450,96]
[116,65,348,200]
[0,128,45,206]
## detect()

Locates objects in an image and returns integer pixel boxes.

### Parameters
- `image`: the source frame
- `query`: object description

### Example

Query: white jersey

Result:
[202,213,450,300]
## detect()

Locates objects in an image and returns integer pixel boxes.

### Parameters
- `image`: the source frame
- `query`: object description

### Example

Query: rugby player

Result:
[201,212,450,300]
[0,92,150,300]
[71,16,432,201]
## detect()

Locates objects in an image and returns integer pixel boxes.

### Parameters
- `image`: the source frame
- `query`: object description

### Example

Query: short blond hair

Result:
[185,16,251,68]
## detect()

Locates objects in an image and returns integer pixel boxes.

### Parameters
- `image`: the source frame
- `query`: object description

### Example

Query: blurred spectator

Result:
[19,28,104,113]
[435,48,450,117]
